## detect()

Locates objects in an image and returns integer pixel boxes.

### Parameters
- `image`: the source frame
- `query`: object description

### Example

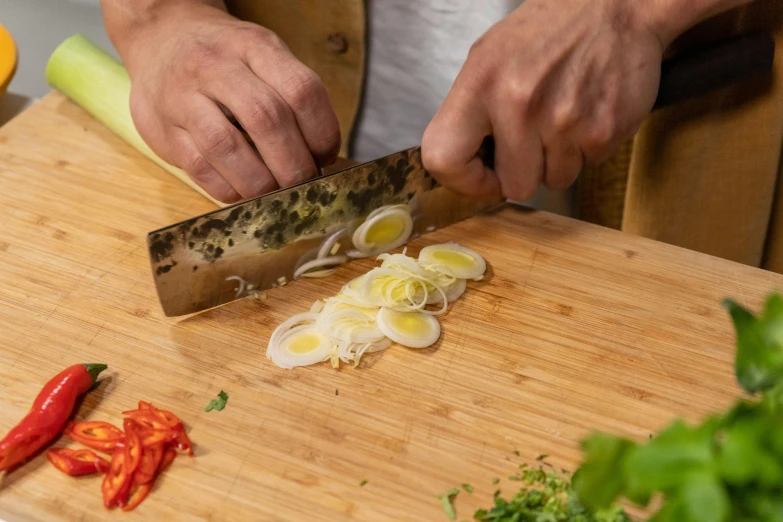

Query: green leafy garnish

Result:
[474,462,630,521]
[205,390,228,412]
[462,483,474,493]
[491,477,499,485]
[436,488,459,520]
[569,292,783,521]
[723,295,783,393]
[359,479,367,487]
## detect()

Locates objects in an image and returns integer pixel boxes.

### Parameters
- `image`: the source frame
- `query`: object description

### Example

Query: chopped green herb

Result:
[491,477,499,485]
[204,390,228,412]
[535,454,548,461]
[461,483,473,494]
[474,463,630,521]
[513,450,520,457]
[435,488,459,520]
[359,479,367,487]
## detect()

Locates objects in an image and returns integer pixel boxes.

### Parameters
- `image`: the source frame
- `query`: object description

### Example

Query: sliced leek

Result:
[266,243,486,369]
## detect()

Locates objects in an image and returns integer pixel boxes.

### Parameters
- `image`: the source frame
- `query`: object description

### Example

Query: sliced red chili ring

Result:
[47,448,109,476]
[68,421,125,453]
[102,449,133,509]
[173,431,194,456]
[139,429,179,447]
[122,482,152,512]
[122,419,143,477]
[125,412,170,431]
[122,400,155,416]
[134,443,164,484]
[159,446,177,473]
[152,409,184,431]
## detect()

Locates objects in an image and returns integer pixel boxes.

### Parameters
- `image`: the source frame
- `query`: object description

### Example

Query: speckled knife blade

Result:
[147,146,503,317]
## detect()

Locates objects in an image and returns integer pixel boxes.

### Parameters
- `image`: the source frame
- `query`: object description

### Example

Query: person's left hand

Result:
[421,0,665,201]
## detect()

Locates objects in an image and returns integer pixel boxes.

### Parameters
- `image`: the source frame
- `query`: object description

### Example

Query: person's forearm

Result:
[642,0,755,46]
[99,0,226,57]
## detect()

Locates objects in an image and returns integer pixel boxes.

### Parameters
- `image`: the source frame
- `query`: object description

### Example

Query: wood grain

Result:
[0,92,781,521]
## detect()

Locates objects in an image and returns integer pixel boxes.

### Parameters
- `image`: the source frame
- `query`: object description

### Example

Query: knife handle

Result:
[477,30,776,171]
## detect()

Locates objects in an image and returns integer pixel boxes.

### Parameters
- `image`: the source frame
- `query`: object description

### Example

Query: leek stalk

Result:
[45,34,224,207]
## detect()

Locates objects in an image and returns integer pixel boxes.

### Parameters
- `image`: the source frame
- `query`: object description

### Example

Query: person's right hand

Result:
[107,2,341,203]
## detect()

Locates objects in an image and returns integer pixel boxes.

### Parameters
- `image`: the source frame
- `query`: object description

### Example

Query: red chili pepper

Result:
[122,419,143,477]
[68,421,125,453]
[0,363,107,471]
[159,446,177,473]
[174,431,194,456]
[134,443,164,484]
[121,401,153,415]
[102,449,133,509]
[47,448,109,476]
[122,482,152,512]
[139,429,178,447]
[124,403,193,455]
[125,412,170,431]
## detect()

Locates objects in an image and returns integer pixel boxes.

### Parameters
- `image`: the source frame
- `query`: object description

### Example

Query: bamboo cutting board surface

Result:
[0,92,782,521]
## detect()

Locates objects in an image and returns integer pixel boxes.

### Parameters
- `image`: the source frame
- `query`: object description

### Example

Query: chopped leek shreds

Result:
[266,243,486,369]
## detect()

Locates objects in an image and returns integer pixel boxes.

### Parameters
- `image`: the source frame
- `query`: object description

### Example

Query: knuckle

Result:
[502,81,536,111]
[183,42,221,75]
[182,154,240,203]
[280,69,324,112]
[468,33,491,58]
[244,96,288,136]
[583,120,616,149]
[421,139,453,177]
[199,124,238,158]
[242,25,288,52]
[552,101,580,133]
[181,150,213,181]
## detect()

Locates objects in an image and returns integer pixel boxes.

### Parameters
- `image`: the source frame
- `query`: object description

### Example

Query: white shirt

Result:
[350,0,572,216]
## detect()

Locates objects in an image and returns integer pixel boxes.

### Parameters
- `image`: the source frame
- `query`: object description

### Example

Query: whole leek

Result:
[45,34,224,207]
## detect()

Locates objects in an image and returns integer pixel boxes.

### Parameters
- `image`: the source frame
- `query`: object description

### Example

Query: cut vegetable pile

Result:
[267,243,486,369]
[47,401,193,511]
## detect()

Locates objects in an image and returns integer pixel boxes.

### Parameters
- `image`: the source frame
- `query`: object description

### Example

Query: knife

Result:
[147,31,774,317]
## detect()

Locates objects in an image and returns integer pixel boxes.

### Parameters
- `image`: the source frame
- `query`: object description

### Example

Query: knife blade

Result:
[147,146,504,316]
[146,30,774,317]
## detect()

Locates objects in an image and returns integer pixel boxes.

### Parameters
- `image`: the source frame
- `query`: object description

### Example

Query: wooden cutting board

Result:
[0,92,781,521]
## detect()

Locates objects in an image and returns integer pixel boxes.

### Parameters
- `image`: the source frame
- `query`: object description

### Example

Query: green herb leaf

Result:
[571,433,635,511]
[461,483,473,493]
[435,488,459,520]
[205,390,229,412]
[359,479,367,487]
[622,419,714,504]
[491,477,499,485]
[723,295,783,394]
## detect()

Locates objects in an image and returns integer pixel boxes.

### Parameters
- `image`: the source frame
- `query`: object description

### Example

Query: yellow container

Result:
[0,24,17,98]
